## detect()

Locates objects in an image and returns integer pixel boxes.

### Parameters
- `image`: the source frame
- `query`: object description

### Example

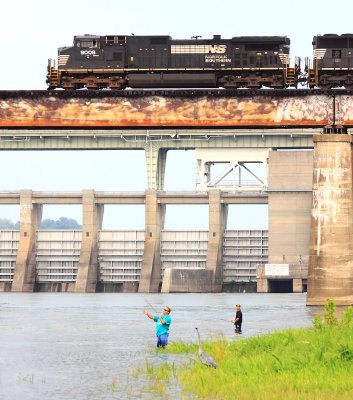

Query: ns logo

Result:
[80,50,96,56]
[206,45,227,54]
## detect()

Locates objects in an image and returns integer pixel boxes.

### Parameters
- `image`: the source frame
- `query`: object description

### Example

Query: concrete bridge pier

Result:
[75,190,104,293]
[307,134,353,305]
[12,190,42,292]
[145,143,168,190]
[139,190,166,293]
[257,150,313,293]
[207,189,228,292]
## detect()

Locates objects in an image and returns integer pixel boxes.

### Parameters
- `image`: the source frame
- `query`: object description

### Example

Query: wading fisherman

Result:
[144,306,172,348]
[232,304,242,334]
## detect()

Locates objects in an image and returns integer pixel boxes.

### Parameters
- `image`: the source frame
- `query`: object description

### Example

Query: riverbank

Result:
[142,303,353,400]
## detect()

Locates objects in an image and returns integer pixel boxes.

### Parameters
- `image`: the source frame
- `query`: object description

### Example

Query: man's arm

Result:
[144,309,155,320]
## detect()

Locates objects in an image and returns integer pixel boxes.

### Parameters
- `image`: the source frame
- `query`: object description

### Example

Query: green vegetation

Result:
[141,301,353,400]
[0,217,81,229]
[40,217,82,229]
[0,218,20,229]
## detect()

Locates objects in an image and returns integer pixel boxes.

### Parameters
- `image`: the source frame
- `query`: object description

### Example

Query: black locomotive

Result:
[46,33,353,90]
[47,34,297,90]
[308,34,353,89]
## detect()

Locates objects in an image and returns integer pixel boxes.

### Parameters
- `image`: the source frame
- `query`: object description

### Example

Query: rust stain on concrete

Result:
[0,95,346,127]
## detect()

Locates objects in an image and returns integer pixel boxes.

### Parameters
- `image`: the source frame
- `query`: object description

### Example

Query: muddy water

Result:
[0,293,316,399]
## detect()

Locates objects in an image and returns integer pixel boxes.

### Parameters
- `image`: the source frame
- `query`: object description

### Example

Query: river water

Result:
[0,293,317,399]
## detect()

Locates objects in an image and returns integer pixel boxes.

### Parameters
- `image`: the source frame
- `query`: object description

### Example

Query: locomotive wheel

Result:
[344,78,353,90]
[61,78,76,90]
[108,78,127,90]
[219,75,240,89]
[247,83,262,89]
[319,75,332,90]
[320,83,331,90]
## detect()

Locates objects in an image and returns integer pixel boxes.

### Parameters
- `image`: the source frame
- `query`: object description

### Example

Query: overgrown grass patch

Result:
[140,301,353,399]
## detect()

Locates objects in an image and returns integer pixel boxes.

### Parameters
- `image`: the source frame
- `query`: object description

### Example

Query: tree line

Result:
[0,217,82,229]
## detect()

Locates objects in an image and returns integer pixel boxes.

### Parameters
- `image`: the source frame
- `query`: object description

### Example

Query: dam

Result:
[0,89,352,303]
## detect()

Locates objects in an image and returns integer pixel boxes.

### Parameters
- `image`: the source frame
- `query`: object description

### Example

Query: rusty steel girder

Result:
[0,91,352,128]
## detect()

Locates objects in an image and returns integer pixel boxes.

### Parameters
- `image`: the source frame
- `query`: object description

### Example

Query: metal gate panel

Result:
[36,230,82,282]
[160,231,208,278]
[0,230,19,282]
[223,230,268,282]
[0,229,269,285]
[98,230,144,282]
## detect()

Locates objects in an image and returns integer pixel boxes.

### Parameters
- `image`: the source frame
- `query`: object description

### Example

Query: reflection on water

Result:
[0,293,317,399]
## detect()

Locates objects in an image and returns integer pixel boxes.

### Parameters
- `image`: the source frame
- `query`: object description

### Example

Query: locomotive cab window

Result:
[76,39,99,48]
[332,49,342,59]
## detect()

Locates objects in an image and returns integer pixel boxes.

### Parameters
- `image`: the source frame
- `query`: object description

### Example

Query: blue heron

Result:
[195,327,217,368]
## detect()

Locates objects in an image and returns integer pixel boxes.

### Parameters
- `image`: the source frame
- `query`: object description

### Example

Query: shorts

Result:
[157,332,169,347]
[235,324,242,334]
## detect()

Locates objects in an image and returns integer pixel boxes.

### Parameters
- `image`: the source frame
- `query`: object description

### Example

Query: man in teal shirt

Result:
[144,306,172,348]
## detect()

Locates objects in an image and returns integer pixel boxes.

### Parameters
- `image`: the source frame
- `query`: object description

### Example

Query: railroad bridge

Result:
[0,89,352,304]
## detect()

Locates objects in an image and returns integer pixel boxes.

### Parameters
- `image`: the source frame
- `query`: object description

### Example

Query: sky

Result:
[0,0,350,229]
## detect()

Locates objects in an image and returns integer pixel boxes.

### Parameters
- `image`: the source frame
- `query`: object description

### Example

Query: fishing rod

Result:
[142,295,159,314]
[142,297,235,323]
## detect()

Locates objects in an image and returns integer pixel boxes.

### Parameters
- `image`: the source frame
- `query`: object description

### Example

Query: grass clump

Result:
[142,301,353,400]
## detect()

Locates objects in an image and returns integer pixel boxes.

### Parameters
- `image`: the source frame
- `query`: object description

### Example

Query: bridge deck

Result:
[0,89,351,128]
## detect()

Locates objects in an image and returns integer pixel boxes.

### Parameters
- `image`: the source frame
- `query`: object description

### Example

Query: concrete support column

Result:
[75,190,104,293]
[307,134,353,305]
[139,190,165,293]
[268,150,313,266]
[257,279,269,293]
[206,189,228,292]
[293,278,303,293]
[12,190,42,292]
[256,264,269,292]
[145,142,168,190]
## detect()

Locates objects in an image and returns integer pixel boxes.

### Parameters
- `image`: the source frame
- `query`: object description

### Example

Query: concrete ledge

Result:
[96,282,139,292]
[307,298,353,306]
[0,282,12,292]
[161,268,213,293]
[222,281,257,293]
[313,134,353,143]
[35,283,75,292]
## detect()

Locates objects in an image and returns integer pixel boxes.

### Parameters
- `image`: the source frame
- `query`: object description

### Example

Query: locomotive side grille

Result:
[58,55,70,66]
[171,45,226,54]
[278,53,289,64]
[314,49,327,60]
